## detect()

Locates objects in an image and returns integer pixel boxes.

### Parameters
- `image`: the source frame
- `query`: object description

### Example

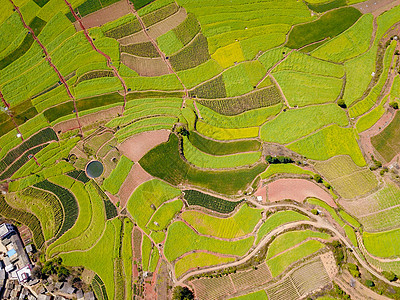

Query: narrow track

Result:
[63,0,129,112]
[9,0,83,136]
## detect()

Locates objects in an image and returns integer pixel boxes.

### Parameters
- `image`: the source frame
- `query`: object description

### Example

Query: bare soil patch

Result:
[117,163,153,208]
[267,178,336,207]
[320,251,338,279]
[118,8,187,45]
[121,53,170,76]
[119,129,170,162]
[53,106,122,133]
[74,0,131,30]
[353,0,400,17]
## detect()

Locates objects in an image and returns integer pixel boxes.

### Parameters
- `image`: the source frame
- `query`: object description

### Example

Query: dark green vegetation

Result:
[0,17,46,70]
[188,132,260,155]
[121,42,161,58]
[198,86,282,115]
[0,195,45,248]
[66,0,121,21]
[0,100,39,137]
[104,20,142,39]
[140,134,266,195]
[33,0,50,7]
[172,286,194,300]
[174,13,200,45]
[184,190,244,214]
[170,34,211,71]
[34,180,78,239]
[66,170,90,184]
[286,7,362,49]
[371,112,400,162]
[75,71,115,85]
[0,144,48,180]
[305,0,346,13]
[132,0,155,10]
[189,76,227,99]
[142,3,179,27]
[92,274,109,300]
[0,128,58,174]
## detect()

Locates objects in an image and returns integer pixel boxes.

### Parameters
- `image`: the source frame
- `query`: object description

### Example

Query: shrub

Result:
[389,102,399,109]
[348,263,360,277]
[172,286,194,300]
[382,271,397,282]
[311,209,318,215]
[265,155,294,164]
[313,174,323,183]
[366,279,375,287]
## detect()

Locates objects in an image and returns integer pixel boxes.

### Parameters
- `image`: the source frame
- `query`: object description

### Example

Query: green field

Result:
[182,203,262,239]
[102,155,134,195]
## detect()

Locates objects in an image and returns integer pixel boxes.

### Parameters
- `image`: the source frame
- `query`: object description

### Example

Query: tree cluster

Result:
[32,257,70,282]
[172,286,194,300]
[265,155,293,164]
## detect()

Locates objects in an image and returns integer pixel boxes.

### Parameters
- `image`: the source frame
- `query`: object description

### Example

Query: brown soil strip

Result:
[117,163,153,208]
[267,178,336,207]
[118,7,187,45]
[121,53,171,76]
[53,106,122,133]
[74,0,131,30]
[119,129,170,162]
[352,0,400,17]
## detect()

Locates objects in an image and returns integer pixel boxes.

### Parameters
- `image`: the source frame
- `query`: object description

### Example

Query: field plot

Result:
[191,275,235,300]
[287,125,366,167]
[260,104,348,144]
[126,179,181,232]
[174,252,235,278]
[340,183,400,232]
[260,164,314,179]
[182,136,261,169]
[140,134,266,195]
[230,290,268,300]
[266,239,325,277]
[164,221,254,262]
[286,7,362,49]
[182,203,262,239]
[372,111,400,162]
[363,228,400,258]
[197,86,282,116]
[102,155,134,195]
[314,155,378,199]
[256,210,309,244]
[273,71,343,107]
[311,14,374,62]
[267,178,334,207]
[183,190,243,214]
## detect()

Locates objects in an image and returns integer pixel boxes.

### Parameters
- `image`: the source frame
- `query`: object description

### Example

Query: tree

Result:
[311,209,318,215]
[348,263,360,277]
[31,266,43,279]
[313,174,323,183]
[172,286,194,300]
[337,99,347,108]
[389,102,399,109]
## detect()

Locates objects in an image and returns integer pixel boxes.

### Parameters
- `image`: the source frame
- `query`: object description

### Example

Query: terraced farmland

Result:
[1,0,400,299]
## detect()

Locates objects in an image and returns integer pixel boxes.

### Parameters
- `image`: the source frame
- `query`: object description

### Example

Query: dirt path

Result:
[10,0,84,136]
[126,0,188,105]
[64,0,129,112]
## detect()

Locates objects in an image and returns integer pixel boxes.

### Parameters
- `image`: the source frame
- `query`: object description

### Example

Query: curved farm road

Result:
[175,201,400,288]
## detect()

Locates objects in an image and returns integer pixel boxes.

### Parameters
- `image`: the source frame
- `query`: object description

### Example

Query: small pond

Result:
[86,160,104,178]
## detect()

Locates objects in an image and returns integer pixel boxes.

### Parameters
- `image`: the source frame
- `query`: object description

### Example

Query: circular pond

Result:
[86,160,104,178]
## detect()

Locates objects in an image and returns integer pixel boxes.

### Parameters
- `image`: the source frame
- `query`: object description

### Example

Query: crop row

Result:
[34,180,78,239]
[20,187,64,239]
[74,70,114,86]
[198,86,282,115]
[0,195,45,249]
[0,128,58,173]
[141,2,179,27]
[121,42,160,58]
[104,19,142,40]
[67,170,90,184]
[92,182,118,220]
[92,274,109,300]
[0,144,48,181]
[183,190,243,214]
[170,34,210,71]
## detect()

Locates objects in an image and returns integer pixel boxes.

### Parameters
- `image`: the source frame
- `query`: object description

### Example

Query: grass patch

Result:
[182,203,262,239]
[147,199,183,231]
